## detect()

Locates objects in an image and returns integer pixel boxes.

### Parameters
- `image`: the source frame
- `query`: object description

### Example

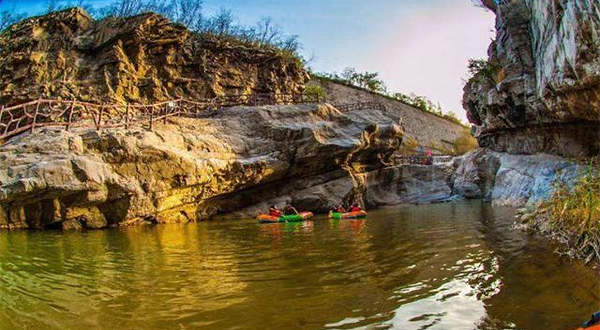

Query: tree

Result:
[0,10,26,32]
[202,8,233,36]
[159,0,204,31]
[46,0,60,13]
[256,17,281,45]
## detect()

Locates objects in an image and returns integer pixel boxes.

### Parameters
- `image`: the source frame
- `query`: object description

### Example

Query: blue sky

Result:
[0,0,495,121]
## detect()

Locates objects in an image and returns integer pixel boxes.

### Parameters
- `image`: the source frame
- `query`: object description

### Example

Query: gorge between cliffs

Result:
[0,1,599,329]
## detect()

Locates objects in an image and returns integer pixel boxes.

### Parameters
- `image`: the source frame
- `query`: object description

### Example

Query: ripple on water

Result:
[0,201,598,330]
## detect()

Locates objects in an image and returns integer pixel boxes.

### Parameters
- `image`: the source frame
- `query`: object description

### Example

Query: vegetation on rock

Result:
[463,0,600,157]
[303,85,327,101]
[449,129,479,155]
[313,70,467,126]
[2,0,302,58]
[530,163,600,264]
[0,7,309,105]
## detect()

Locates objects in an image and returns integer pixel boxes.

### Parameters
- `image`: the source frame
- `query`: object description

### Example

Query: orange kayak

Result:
[575,325,600,330]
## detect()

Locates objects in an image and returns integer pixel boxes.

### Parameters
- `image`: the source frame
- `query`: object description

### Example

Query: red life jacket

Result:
[350,206,361,212]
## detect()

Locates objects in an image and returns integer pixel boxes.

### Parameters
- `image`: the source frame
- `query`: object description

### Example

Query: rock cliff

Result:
[463,0,600,157]
[0,8,308,106]
[0,104,403,229]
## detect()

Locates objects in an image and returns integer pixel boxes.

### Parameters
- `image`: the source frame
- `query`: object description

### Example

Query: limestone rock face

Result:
[363,164,455,206]
[0,104,403,229]
[463,0,600,157]
[0,8,308,106]
[452,149,583,207]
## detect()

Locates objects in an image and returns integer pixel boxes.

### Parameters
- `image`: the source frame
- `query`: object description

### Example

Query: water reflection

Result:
[0,201,598,330]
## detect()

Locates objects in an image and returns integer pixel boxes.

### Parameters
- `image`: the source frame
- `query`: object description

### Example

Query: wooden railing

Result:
[0,93,323,141]
[334,101,386,112]
[395,155,434,166]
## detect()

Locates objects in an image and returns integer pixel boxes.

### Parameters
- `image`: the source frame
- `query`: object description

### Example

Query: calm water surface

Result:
[0,201,598,330]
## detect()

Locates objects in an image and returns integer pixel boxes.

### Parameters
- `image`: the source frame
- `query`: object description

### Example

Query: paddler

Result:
[283,203,299,215]
[336,205,346,213]
[349,203,362,212]
[269,205,282,217]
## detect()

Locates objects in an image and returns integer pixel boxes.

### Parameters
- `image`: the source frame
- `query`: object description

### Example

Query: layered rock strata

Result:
[463,0,600,157]
[0,103,404,229]
[0,8,308,106]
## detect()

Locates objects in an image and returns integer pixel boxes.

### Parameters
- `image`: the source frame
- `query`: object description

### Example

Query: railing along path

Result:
[395,155,434,166]
[0,94,387,142]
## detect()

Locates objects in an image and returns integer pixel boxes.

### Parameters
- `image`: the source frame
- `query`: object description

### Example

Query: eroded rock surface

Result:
[463,0,600,156]
[452,149,583,207]
[0,103,404,229]
[0,8,308,106]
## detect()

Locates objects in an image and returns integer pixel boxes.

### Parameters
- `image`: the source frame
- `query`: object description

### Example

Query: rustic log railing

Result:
[395,155,434,166]
[0,93,324,142]
[334,101,386,112]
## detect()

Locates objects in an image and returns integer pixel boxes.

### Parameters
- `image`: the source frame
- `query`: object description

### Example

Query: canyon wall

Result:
[0,104,404,229]
[463,0,600,157]
[0,8,308,106]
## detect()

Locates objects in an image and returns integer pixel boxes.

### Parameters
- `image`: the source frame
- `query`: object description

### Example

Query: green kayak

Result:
[328,210,368,220]
[258,212,314,223]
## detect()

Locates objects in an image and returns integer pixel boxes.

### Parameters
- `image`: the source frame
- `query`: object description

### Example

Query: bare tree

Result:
[172,0,203,30]
[203,8,233,36]
[279,35,300,54]
[46,0,60,13]
[256,17,281,45]
[0,10,26,32]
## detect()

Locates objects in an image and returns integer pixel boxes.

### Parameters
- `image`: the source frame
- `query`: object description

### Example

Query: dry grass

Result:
[451,129,478,155]
[536,163,600,264]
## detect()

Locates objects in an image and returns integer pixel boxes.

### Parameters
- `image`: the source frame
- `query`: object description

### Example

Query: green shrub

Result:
[467,58,504,84]
[315,68,386,94]
[303,85,327,101]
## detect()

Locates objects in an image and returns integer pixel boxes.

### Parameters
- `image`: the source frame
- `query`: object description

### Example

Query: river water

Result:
[0,201,598,330]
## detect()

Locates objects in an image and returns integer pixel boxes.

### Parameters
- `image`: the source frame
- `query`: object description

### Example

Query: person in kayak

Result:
[336,205,346,213]
[349,203,362,212]
[269,205,282,217]
[283,203,299,215]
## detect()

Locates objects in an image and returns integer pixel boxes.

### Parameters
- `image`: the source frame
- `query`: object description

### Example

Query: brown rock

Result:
[0,8,309,106]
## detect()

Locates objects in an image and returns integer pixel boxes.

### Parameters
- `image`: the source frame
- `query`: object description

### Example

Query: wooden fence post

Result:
[97,105,104,130]
[163,103,168,125]
[66,100,75,131]
[125,103,130,129]
[30,98,41,134]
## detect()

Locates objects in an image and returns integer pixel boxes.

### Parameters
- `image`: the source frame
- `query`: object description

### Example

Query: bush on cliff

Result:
[304,85,327,101]
[2,0,303,60]
[313,71,466,126]
[467,58,505,84]
[451,129,479,155]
